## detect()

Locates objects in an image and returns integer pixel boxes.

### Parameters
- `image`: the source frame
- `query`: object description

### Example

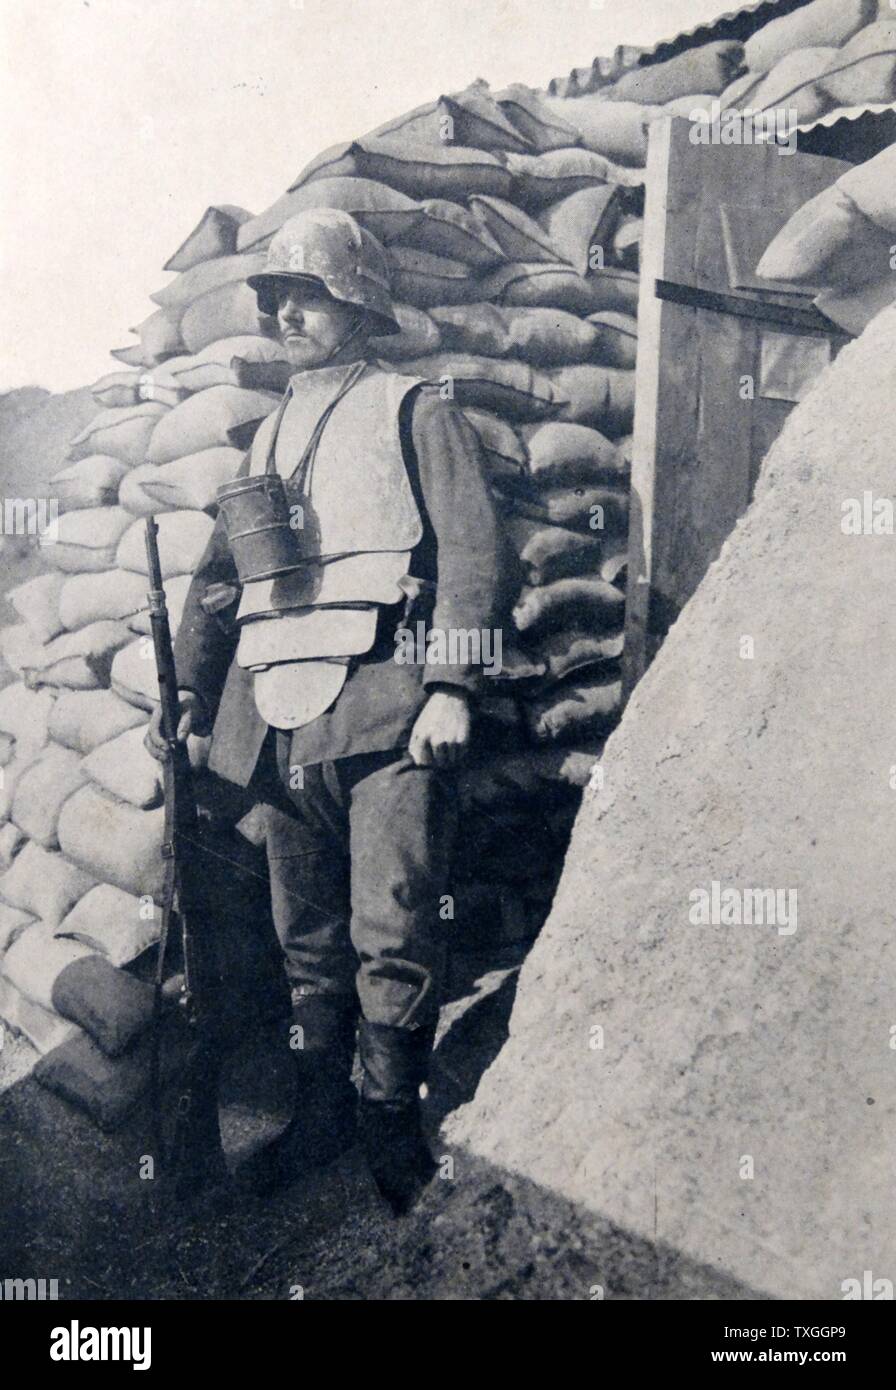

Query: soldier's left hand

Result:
[409,688,472,768]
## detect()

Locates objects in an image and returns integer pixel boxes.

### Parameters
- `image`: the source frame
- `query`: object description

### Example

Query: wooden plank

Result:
[655,279,838,334]
[622,118,852,700]
[622,118,688,699]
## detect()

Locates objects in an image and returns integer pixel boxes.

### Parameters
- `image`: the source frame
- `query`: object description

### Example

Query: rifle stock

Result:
[145,517,229,1199]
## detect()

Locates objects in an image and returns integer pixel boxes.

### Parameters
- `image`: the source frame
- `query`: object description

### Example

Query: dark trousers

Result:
[263,748,458,1030]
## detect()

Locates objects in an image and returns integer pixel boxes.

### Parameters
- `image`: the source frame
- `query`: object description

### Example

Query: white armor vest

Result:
[236,361,423,729]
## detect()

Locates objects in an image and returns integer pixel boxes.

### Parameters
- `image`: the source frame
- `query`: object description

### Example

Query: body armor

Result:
[235,360,424,729]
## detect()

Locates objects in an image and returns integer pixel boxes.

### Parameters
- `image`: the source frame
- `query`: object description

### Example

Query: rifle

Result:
[145,516,229,1199]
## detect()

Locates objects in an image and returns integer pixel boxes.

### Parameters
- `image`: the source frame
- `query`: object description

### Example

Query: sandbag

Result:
[229,351,289,395]
[749,46,837,124]
[0,974,82,1053]
[180,282,274,353]
[512,483,629,533]
[587,311,639,369]
[532,626,625,683]
[494,83,582,152]
[396,354,562,421]
[91,370,141,408]
[110,343,147,368]
[51,455,129,512]
[507,148,641,211]
[538,185,621,276]
[0,900,31,953]
[541,97,654,166]
[601,541,629,588]
[50,953,154,1057]
[507,516,603,586]
[717,70,765,110]
[430,303,599,365]
[606,41,744,105]
[0,624,44,677]
[0,682,55,757]
[514,575,626,634]
[370,303,442,360]
[837,143,896,233]
[118,463,168,516]
[349,139,513,201]
[163,203,251,273]
[0,846,96,932]
[11,743,86,848]
[744,0,876,75]
[460,743,601,801]
[26,620,132,692]
[67,402,169,465]
[478,262,605,315]
[2,923,95,1012]
[151,252,265,310]
[33,1029,161,1130]
[237,176,423,251]
[141,447,242,511]
[135,370,188,408]
[0,824,24,876]
[468,195,560,263]
[59,569,149,631]
[8,572,65,643]
[116,511,214,576]
[57,783,165,899]
[44,507,132,573]
[612,214,642,272]
[585,267,640,315]
[438,82,535,154]
[56,883,161,968]
[48,688,145,755]
[395,197,505,268]
[462,409,528,491]
[132,308,184,364]
[757,185,893,289]
[126,573,193,638]
[662,94,718,117]
[0,750,30,824]
[550,364,636,435]
[366,97,446,143]
[819,21,896,105]
[523,670,622,742]
[388,246,481,307]
[82,722,206,808]
[146,385,278,463]
[231,363,301,407]
[814,276,896,337]
[288,140,359,191]
[110,640,161,711]
[522,421,626,486]
[152,335,290,393]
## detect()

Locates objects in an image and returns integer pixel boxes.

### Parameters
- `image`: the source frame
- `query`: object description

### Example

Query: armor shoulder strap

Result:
[249,399,289,478]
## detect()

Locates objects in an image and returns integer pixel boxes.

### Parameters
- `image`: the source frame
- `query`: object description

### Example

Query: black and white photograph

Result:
[0,0,894,1343]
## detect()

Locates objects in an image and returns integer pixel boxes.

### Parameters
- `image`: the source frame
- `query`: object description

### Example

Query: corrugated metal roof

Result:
[543,2,895,160]
[544,0,813,97]
[798,101,896,132]
[637,0,814,66]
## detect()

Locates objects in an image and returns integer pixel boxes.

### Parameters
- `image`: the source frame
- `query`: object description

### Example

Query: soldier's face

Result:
[276,284,363,368]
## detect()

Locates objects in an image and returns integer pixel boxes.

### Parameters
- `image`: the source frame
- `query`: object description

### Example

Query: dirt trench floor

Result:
[0,946,749,1301]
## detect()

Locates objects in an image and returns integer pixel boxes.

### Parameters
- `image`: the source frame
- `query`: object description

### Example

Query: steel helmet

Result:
[247,208,400,336]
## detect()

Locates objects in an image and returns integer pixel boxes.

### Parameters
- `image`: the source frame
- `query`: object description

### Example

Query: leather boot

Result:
[358,1019,437,1215]
[237,994,358,1196]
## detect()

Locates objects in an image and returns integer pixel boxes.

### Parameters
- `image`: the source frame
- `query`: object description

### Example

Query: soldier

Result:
[146,208,511,1213]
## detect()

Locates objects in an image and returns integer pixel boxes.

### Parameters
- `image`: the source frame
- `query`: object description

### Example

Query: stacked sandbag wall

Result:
[0,81,646,1120]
